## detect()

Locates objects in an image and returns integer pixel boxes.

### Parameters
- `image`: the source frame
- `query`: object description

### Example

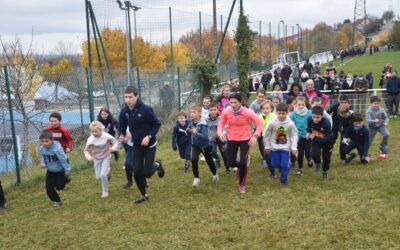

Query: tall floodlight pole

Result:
[353,0,367,47]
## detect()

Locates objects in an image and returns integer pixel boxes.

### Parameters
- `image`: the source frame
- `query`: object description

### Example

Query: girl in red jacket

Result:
[218,93,263,193]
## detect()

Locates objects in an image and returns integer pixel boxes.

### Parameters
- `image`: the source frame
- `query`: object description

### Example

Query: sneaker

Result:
[200,156,205,161]
[238,185,246,194]
[345,153,357,164]
[394,115,398,118]
[322,171,329,179]
[261,160,268,169]
[341,160,346,165]
[212,174,219,183]
[0,203,7,210]
[379,145,388,154]
[123,182,133,189]
[52,201,63,208]
[226,168,232,177]
[192,178,200,187]
[296,169,303,176]
[315,164,321,173]
[101,192,109,198]
[268,174,277,181]
[233,167,239,180]
[155,160,165,178]
[307,160,314,168]
[134,194,148,205]
[390,115,394,118]
[184,160,190,172]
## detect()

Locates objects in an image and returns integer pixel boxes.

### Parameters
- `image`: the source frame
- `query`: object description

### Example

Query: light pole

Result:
[132,6,141,39]
[296,24,301,55]
[280,20,285,55]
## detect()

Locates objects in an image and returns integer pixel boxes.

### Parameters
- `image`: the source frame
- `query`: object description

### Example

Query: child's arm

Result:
[83,139,94,162]
[118,110,128,140]
[362,128,370,157]
[383,109,389,126]
[63,128,74,153]
[289,123,299,152]
[365,109,375,124]
[55,148,71,174]
[195,124,209,141]
[171,126,178,150]
[39,147,47,169]
[263,123,273,151]
[217,111,227,140]
[144,106,161,139]
[249,109,263,138]
[109,136,119,152]
[316,122,333,143]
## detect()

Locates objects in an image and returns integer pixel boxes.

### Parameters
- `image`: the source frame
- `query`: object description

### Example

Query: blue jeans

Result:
[270,150,291,184]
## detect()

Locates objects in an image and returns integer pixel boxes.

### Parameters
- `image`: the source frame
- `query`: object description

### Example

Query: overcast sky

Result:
[0,0,398,54]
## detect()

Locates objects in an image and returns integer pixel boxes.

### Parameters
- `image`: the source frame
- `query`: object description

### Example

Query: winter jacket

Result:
[306,117,332,144]
[290,109,312,138]
[188,118,210,149]
[217,96,230,112]
[305,89,329,108]
[343,125,369,155]
[46,125,74,152]
[99,118,118,137]
[84,132,118,160]
[354,79,369,92]
[259,113,275,136]
[386,76,400,95]
[206,116,220,142]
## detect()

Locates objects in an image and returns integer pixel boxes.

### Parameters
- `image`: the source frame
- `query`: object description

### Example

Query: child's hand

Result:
[86,156,94,162]
[66,148,71,153]
[248,136,257,147]
[374,118,380,123]
[189,128,197,134]
[40,164,47,169]
[291,149,298,158]
[265,149,271,155]
[310,134,315,140]
[342,138,349,145]
[218,135,226,143]
[118,135,125,142]
[65,172,70,177]
[125,133,132,140]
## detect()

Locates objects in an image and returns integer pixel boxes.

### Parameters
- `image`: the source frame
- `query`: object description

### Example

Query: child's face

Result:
[274,85,281,91]
[272,99,280,108]
[223,87,230,97]
[312,114,322,124]
[261,105,272,115]
[190,109,201,121]
[257,93,265,103]
[339,112,349,118]
[209,107,218,117]
[292,87,300,96]
[100,111,109,120]
[339,100,350,109]
[40,138,53,148]
[177,115,186,125]
[91,127,103,138]
[371,101,380,110]
[276,111,287,122]
[354,121,362,128]
[311,101,321,108]
[124,92,139,109]
[49,117,60,128]
[297,101,306,110]
[203,99,211,109]
[229,98,241,110]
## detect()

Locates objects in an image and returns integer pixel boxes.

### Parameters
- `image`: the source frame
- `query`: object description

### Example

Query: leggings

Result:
[191,145,217,178]
[226,140,250,186]
[0,180,5,206]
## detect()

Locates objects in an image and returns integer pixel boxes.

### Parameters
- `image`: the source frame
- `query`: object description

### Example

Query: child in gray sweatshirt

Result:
[39,130,71,208]
[366,96,390,154]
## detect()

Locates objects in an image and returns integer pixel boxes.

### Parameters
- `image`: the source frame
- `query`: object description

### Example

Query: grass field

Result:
[321,51,400,88]
[1,53,400,249]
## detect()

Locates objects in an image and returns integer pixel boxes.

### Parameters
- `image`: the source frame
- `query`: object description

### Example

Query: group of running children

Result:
[0,83,390,209]
[172,84,390,194]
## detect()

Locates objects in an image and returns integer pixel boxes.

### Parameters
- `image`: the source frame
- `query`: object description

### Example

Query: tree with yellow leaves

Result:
[161,42,191,69]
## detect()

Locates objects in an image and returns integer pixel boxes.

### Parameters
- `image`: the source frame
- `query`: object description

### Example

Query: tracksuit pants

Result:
[46,171,67,202]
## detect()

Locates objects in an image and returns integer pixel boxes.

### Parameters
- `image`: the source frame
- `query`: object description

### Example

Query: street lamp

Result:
[280,20,285,54]
[296,24,301,55]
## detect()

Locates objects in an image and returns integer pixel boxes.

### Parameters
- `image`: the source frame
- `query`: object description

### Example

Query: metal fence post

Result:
[85,67,95,122]
[75,69,85,133]
[199,12,202,54]
[136,67,141,98]
[177,66,181,110]
[4,66,21,185]
[169,7,175,87]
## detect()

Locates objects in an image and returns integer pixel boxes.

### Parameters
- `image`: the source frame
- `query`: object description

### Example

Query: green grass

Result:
[1,118,400,249]
[321,51,400,88]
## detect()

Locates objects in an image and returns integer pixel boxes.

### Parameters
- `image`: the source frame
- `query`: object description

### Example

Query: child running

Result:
[97,108,119,161]
[306,106,333,178]
[338,105,355,163]
[202,96,212,120]
[207,102,228,172]
[188,104,218,187]
[259,101,275,172]
[84,121,118,198]
[290,96,313,176]
[366,96,390,155]
[172,112,191,172]
[218,92,263,193]
[39,130,71,207]
[217,85,231,113]
[264,103,298,186]
[342,113,370,164]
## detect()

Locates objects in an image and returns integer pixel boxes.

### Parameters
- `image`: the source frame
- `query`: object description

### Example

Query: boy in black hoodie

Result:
[172,112,191,172]
[338,104,355,163]
[342,113,370,164]
[307,106,333,179]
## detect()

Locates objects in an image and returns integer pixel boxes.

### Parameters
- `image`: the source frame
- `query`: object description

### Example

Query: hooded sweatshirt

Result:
[366,106,389,129]
[206,115,220,142]
[218,106,263,141]
[290,108,312,138]
[84,132,118,160]
[264,117,298,151]
[40,141,71,173]
[172,121,191,149]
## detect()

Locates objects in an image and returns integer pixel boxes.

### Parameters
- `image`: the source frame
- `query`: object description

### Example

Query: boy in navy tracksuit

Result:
[118,86,165,204]
[188,104,218,187]
[307,106,333,178]
[39,130,71,207]
[172,112,191,172]
[328,95,352,147]
[338,104,355,163]
[342,113,370,164]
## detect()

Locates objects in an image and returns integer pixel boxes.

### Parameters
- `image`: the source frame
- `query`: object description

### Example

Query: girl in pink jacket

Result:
[218,92,263,193]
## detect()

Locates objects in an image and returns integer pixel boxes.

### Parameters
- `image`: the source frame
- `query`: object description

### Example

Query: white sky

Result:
[0,0,398,54]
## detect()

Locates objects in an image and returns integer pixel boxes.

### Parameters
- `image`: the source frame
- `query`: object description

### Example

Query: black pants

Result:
[227,140,250,186]
[293,138,311,169]
[0,180,5,206]
[343,141,368,163]
[124,144,134,183]
[132,145,157,196]
[311,142,332,172]
[191,145,217,178]
[46,171,66,202]
[257,136,266,161]
[386,93,400,116]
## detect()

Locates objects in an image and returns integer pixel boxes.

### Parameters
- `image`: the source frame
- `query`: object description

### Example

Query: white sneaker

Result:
[192,178,200,187]
[200,156,205,161]
[212,174,219,183]
[101,192,109,198]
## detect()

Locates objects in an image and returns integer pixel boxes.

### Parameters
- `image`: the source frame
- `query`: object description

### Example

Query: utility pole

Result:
[213,0,218,61]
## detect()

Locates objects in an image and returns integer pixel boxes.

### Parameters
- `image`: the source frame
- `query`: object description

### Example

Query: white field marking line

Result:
[336,57,357,68]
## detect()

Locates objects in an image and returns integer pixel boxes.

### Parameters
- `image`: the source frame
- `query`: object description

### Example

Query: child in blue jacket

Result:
[188,104,218,187]
[172,112,191,172]
[39,130,71,208]
[342,113,370,164]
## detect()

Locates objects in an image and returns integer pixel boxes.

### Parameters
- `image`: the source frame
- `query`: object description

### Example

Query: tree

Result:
[40,58,73,102]
[382,10,395,24]
[0,38,43,166]
[161,42,191,69]
[389,22,400,49]
[343,19,352,24]
[311,22,334,53]
[235,10,256,97]
[190,54,218,97]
